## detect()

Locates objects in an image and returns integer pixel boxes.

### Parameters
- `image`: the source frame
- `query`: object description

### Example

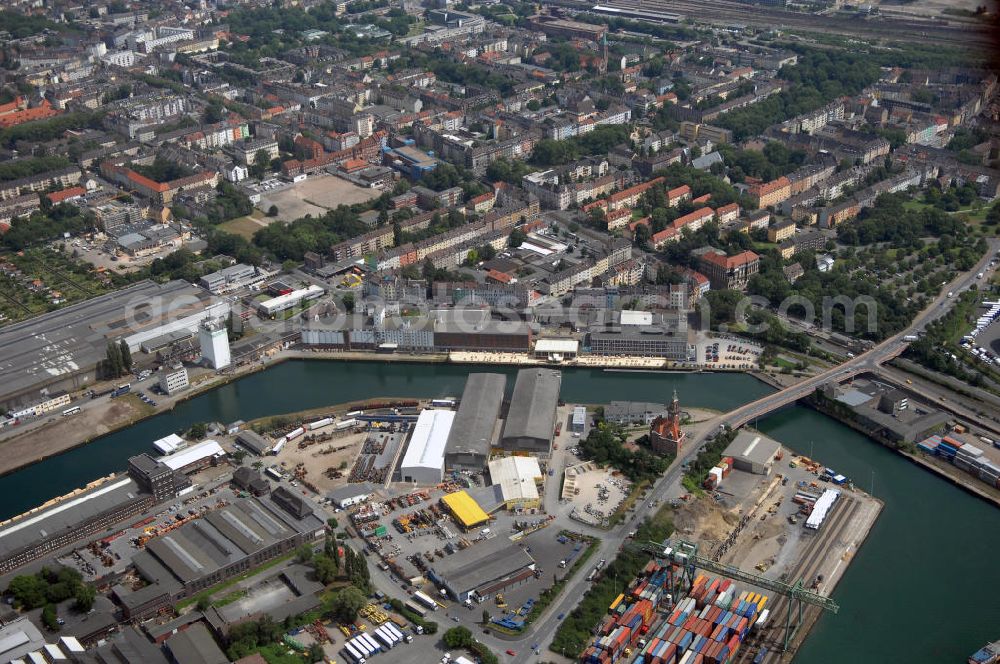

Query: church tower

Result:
[650,390,686,455]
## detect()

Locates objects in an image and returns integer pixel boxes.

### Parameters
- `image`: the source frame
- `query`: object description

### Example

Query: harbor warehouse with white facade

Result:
[445,373,507,472]
[401,409,456,484]
[501,369,561,454]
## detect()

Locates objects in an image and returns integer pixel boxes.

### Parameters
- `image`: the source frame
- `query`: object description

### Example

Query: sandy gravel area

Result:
[0,396,148,476]
[258,174,380,222]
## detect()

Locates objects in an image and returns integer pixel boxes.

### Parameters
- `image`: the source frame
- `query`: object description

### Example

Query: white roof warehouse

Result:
[400,409,456,485]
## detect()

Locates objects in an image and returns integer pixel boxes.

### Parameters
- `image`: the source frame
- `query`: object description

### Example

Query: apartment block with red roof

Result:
[673,206,715,233]
[46,187,87,206]
[749,176,791,209]
[667,185,691,207]
[651,227,679,249]
[715,202,740,224]
[605,207,632,231]
[698,250,760,291]
[100,163,218,205]
[0,97,60,128]
[605,176,665,212]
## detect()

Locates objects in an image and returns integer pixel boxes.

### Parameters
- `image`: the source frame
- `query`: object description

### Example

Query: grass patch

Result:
[177,552,295,610]
[258,643,310,664]
[119,393,155,417]
[213,588,248,608]
[219,212,269,240]
[772,356,797,370]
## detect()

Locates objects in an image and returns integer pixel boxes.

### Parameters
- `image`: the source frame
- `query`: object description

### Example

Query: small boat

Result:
[970,641,1000,664]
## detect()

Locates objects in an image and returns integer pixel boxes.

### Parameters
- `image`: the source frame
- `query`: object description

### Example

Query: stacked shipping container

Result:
[632,575,768,664]
[703,458,732,490]
[581,561,679,664]
[918,434,1000,490]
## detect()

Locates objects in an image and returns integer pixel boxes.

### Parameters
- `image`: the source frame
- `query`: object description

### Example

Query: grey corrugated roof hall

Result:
[445,373,507,471]
[723,430,782,475]
[501,369,561,453]
[0,279,218,410]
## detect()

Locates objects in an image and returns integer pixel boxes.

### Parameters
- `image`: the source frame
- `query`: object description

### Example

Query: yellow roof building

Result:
[441,490,490,529]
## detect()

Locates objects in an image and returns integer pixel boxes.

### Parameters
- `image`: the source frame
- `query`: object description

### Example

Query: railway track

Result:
[560,0,993,48]
[730,497,861,664]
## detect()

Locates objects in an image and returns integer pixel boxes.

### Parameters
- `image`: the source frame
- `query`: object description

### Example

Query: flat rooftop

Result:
[0,279,213,407]
[503,369,561,444]
[142,492,322,587]
[430,536,534,595]
[0,477,145,560]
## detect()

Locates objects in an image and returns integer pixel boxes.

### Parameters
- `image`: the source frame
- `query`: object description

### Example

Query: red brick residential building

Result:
[698,250,760,291]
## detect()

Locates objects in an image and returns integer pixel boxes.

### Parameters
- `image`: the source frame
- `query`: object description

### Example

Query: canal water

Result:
[0,361,770,519]
[760,410,1000,664]
[2,360,997,660]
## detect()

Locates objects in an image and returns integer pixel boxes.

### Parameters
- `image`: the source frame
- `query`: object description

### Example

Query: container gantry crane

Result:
[630,539,839,652]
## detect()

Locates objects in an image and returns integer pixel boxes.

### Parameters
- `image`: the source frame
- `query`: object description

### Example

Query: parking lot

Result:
[695,335,763,368]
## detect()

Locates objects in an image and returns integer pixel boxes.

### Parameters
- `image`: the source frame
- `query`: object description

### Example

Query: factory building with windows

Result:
[0,454,187,574]
[428,536,536,603]
[444,373,507,472]
[131,486,324,597]
[500,369,561,455]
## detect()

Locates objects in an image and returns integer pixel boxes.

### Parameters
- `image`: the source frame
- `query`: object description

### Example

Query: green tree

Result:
[187,422,207,440]
[203,103,225,124]
[508,228,526,248]
[328,586,366,623]
[7,574,48,609]
[41,604,59,631]
[73,584,96,612]
[105,341,123,378]
[314,554,339,584]
[250,149,272,179]
[443,626,473,649]
[267,204,279,217]
[342,292,355,313]
[196,595,211,611]
[118,339,132,372]
[986,201,1000,227]
[295,543,314,563]
[482,609,490,624]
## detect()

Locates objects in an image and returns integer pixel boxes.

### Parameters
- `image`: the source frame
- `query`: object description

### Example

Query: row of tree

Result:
[103,339,133,379]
